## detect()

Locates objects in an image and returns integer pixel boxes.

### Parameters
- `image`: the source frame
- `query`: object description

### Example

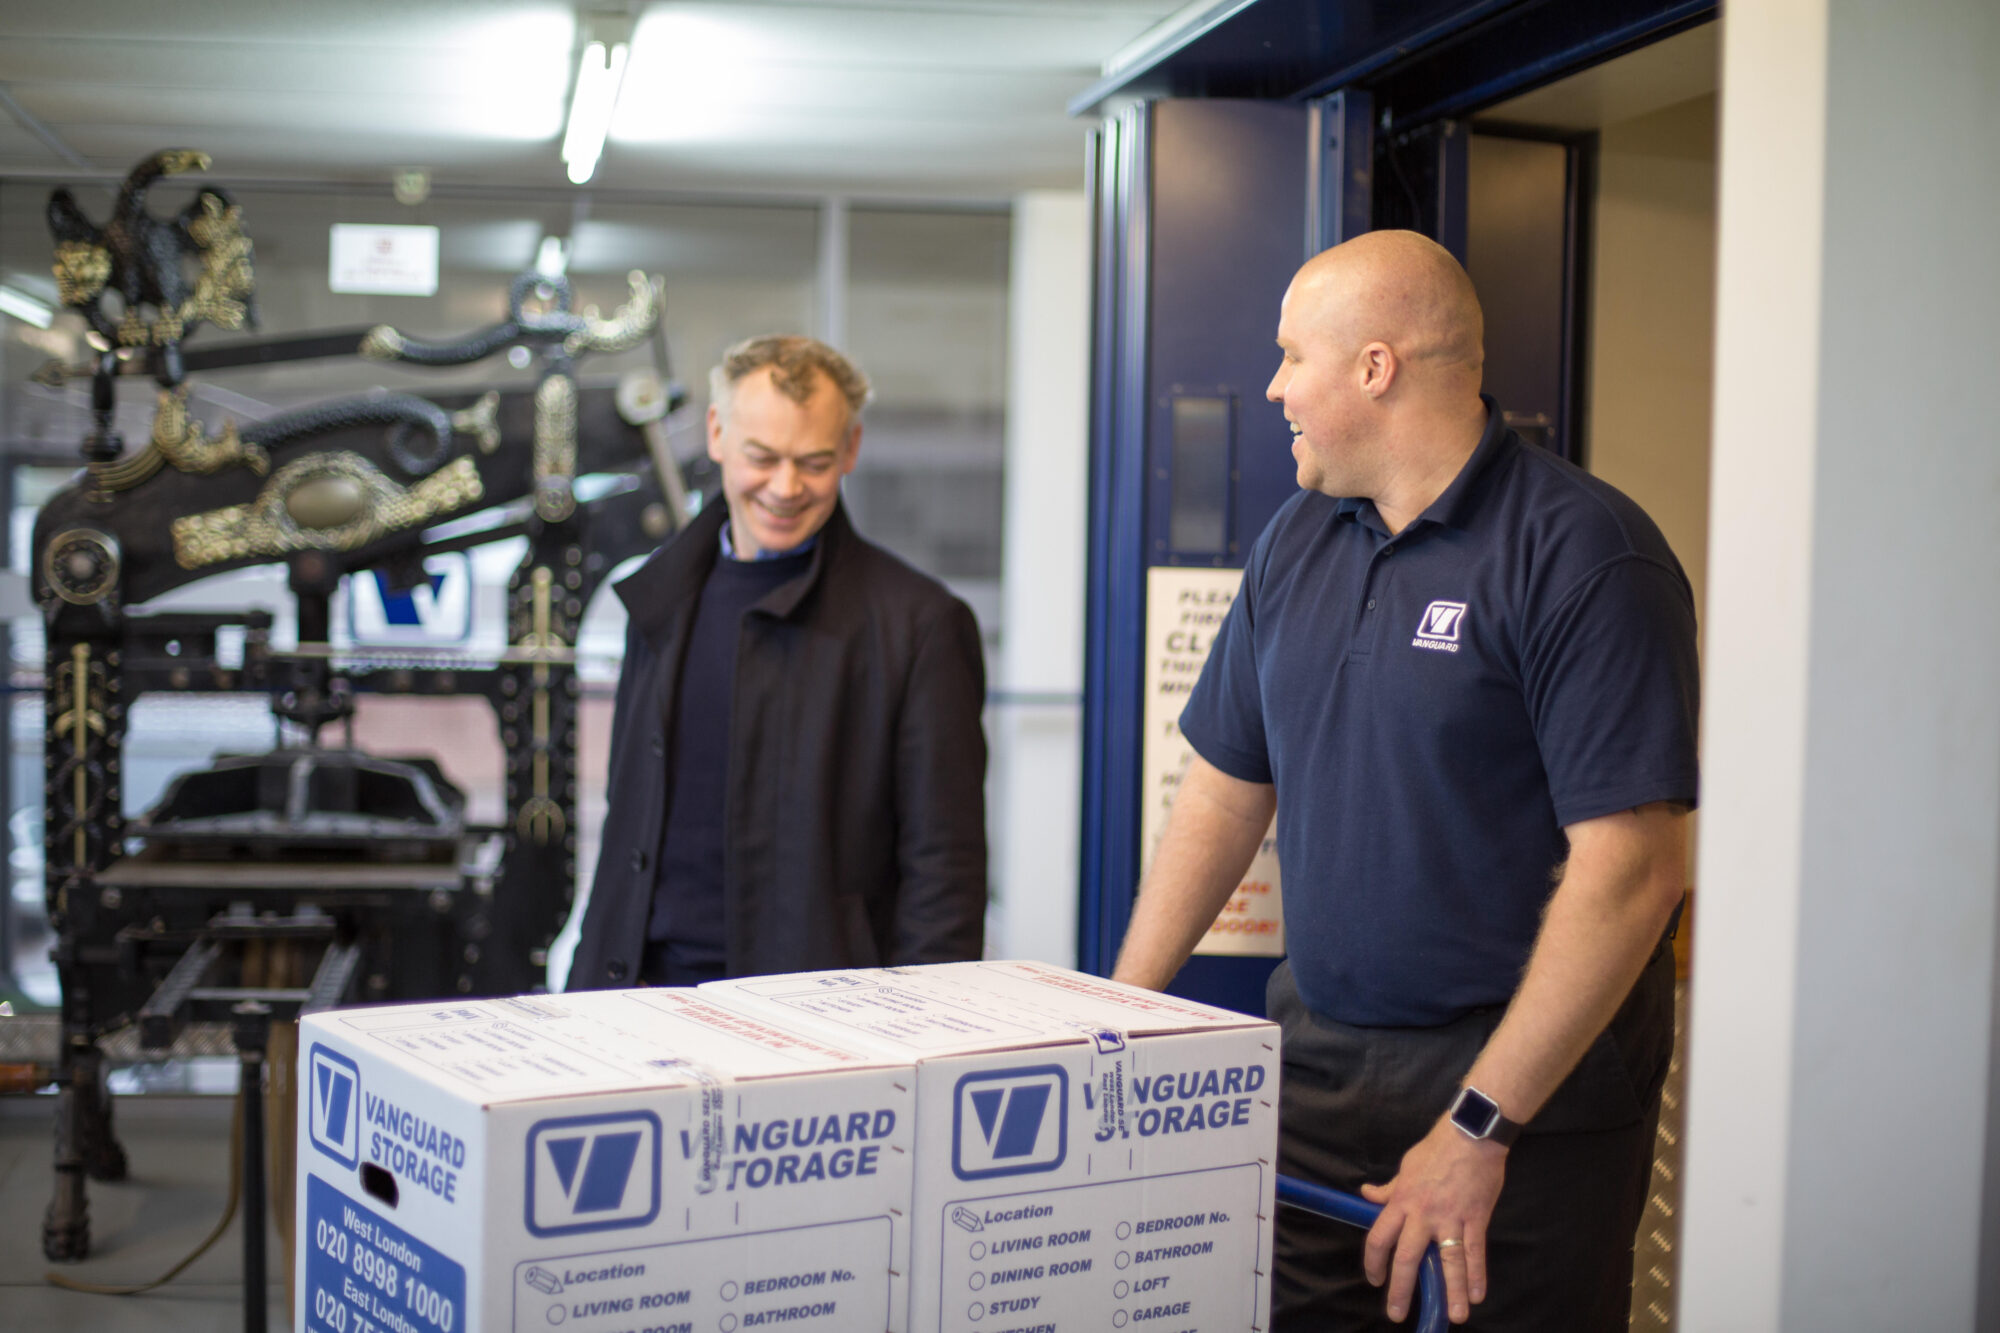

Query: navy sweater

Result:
[644,548,813,976]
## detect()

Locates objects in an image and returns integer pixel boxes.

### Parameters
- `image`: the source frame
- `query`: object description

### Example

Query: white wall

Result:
[987,190,1090,965]
[1681,1,2000,1326]
[1586,93,1716,627]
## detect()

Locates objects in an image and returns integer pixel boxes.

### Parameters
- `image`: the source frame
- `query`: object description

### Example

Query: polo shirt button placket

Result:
[630,849,648,874]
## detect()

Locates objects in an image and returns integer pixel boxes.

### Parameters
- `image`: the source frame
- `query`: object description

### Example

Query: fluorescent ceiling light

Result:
[562,16,632,185]
[0,286,53,329]
[423,10,575,141]
[535,235,570,278]
[611,10,755,144]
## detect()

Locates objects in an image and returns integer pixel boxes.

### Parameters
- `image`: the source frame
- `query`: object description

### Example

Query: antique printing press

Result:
[29,152,700,1267]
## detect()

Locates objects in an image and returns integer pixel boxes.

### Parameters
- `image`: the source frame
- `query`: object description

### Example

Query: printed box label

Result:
[939,1164,1265,1332]
[303,1173,467,1333]
[511,1216,892,1333]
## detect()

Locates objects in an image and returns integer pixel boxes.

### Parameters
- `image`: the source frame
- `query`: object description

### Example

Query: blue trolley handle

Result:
[1275,1175,1449,1333]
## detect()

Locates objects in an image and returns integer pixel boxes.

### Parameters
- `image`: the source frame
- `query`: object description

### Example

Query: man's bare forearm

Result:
[1460,803,1688,1123]
[1357,803,1690,1323]
[1113,755,1276,991]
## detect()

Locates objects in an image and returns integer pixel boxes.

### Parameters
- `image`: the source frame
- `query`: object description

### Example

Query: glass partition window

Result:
[1,179,1009,1005]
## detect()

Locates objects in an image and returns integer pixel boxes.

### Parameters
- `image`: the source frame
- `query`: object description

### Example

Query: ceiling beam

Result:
[1066,0,1715,125]
[0,168,1015,214]
[0,82,90,170]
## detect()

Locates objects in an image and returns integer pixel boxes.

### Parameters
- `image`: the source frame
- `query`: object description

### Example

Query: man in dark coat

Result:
[567,334,987,989]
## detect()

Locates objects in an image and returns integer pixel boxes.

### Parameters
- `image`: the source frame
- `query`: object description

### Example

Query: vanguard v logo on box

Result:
[524,1110,660,1236]
[952,1066,1066,1179]
[306,1044,360,1169]
[296,989,912,1333]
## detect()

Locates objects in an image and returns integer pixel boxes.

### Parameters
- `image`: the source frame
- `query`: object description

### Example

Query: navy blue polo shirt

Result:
[1179,400,1699,1027]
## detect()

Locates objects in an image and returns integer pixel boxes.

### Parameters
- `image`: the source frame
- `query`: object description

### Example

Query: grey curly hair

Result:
[709,334,872,430]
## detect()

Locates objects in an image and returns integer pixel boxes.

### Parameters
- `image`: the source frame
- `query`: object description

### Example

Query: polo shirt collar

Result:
[1418,394,1514,531]
[1331,494,1378,530]
[1326,397,1514,538]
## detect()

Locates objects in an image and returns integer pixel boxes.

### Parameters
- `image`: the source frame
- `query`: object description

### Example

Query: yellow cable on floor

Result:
[43,1082,245,1296]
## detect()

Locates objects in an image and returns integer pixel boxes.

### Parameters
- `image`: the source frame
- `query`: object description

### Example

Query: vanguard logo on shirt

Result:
[1412,600,1468,653]
[952,1066,1068,1180]
[525,1111,661,1237]
[307,1045,362,1168]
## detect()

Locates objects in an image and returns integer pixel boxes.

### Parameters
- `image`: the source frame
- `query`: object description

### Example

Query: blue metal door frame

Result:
[1078,96,1372,1012]
[1070,0,1715,120]
[1078,3,1712,1010]
[1078,106,1152,980]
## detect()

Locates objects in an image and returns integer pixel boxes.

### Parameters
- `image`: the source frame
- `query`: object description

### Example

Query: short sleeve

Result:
[1523,555,1701,827]
[1178,565,1274,785]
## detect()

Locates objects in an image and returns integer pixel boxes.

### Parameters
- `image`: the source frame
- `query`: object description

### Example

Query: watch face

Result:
[1451,1088,1500,1139]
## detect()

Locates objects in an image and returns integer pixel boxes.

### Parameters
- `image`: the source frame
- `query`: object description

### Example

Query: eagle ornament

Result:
[47,150,264,476]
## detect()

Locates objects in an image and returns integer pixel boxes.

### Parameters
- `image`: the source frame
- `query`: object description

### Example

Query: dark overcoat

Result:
[566,499,987,988]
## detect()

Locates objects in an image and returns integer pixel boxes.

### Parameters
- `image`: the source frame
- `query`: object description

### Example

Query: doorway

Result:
[1467,21,1720,1330]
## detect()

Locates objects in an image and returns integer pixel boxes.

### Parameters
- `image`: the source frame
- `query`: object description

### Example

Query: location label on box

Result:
[938,1164,1263,1332]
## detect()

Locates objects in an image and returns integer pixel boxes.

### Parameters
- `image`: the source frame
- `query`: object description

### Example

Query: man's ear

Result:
[1358,342,1398,399]
[706,403,724,462]
[839,421,863,476]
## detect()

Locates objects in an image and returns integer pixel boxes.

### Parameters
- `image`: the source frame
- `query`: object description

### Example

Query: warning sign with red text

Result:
[1140,567,1284,957]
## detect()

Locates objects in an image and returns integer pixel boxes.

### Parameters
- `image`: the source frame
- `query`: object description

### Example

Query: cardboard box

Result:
[703,962,1279,1333]
[296,989,916,1333]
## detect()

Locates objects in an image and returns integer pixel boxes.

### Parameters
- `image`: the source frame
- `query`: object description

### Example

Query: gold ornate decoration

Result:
[150,383,269,476]
[453,391,501,454]
[358,325,406,361]
[285,474,368,529]
[87,445,166,495]
[52,643,106,869]
[42,529,121,606]
[514,566,567,845]
[94,194,252,352]
[563,270,660,356]
[52,241,110,307]
[171,452,483,569]
[47,150,255,352]
[533,373,578,522]
[177,193,255,336]
[154,148,208,176]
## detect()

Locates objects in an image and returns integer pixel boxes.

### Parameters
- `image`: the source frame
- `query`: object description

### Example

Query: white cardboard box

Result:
[703,962,1280,1333]
[296,989,916,1333]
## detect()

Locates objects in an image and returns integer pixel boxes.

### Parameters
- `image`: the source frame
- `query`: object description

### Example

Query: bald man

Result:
[1114,232,1698,1330]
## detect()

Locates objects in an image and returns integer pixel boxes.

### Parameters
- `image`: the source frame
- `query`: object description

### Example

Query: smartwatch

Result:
[1447,1085,1523,1147]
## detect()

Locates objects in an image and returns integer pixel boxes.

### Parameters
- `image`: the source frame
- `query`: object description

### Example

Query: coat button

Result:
[630,849,648,873]
[650,731,665,757]
[607,960,627,981]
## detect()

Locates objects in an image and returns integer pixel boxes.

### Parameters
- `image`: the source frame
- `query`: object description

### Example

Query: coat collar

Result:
[615,496,851,644]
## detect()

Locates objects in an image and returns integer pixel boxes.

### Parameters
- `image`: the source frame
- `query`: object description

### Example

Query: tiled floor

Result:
[0,1094,293,1331]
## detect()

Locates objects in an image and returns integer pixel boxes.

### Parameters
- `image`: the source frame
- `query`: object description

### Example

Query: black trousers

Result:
[1269,944,1674,1332]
